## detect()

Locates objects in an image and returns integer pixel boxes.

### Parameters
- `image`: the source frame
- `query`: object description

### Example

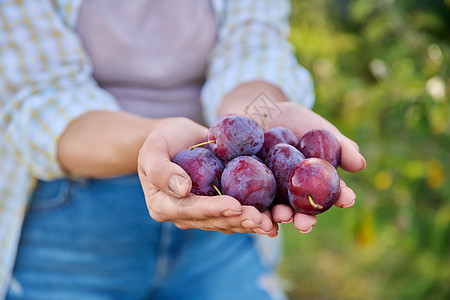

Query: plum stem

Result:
[244,105,249,115]
[263,114,268,131]
[213,185,222,196]
[308,195,323,209]
[189,140,216,150]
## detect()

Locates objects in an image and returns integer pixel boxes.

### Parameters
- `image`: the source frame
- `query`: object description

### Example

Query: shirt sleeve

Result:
[0,0,120,180]
[201,0,315,125]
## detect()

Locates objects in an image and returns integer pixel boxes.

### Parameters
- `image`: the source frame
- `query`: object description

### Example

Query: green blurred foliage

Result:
[281,1,450,299]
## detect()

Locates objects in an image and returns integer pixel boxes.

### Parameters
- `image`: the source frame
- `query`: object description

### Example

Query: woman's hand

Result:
[138,117,278,236]
[264,102,366,233]
[217,81,366,234]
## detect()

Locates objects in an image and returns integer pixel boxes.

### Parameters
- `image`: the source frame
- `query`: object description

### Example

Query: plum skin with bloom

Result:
[173,148,224,196]
[221,156,276,211]
[257,127,298,161]
[207,115,264,161]
[297,129,341,168]
[265,144,305,205]
[287,158,340,215]
[223,155,262,167]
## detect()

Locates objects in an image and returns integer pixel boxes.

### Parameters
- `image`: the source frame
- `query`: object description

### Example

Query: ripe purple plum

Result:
[173,148,224,196]
[257,127,298,161]
[221,156,276,211]
[287,158,340,215]
[297,129,341,168]
[265,144,305,205]
[206,115,264,161]
[223,155,262,168]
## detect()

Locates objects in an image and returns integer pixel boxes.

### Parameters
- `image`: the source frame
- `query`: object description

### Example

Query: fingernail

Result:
[299,225,314,234]
[281,217,293,224]
[223,209,242,217]
[169,175,189,196]
[268,232,278,238]
[360,154,366,170]
[242,220,257,228]
[342,199,356,208]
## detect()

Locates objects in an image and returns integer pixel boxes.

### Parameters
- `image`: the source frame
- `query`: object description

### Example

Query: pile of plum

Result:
[173,115,341,216]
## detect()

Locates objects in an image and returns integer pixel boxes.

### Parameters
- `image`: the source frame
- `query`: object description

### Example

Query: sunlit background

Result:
[280,1,449,299]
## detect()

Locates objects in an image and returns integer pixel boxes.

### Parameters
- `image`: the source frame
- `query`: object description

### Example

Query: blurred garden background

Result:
[280,0,449,299]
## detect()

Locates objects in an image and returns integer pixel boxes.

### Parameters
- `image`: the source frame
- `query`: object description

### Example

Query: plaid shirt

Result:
[0,0,314,297]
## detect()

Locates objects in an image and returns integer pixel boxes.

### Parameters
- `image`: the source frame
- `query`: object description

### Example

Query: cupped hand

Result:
[263,102,366,233]
[138,117,278,236]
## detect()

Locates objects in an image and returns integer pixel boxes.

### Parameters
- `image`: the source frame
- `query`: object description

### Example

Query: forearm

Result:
[217,80,288,127]
[58,111,159,178]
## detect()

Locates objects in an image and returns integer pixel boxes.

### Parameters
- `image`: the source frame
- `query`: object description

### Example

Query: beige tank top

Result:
[75,0,217,124]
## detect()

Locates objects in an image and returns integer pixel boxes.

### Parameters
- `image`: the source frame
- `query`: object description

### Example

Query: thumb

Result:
[154,161,192,198]
[138,136,192,198]
[168,171,192,198]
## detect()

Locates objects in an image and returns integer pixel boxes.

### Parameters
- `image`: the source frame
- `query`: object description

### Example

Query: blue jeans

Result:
[7,174,286,300]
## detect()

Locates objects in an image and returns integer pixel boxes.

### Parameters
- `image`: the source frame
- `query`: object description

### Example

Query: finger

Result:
[175,219,256,234]
[257,209,276,232]
[271,204,294,224]
[215,206,266,231]
[260,210,279,237]
[173,206,268,233]
[171,199,270,226]
[293,213,317,233]
[171,194,243,220]
[338,138,366,173]
[236,206,265,226]
[335,179,356,208]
